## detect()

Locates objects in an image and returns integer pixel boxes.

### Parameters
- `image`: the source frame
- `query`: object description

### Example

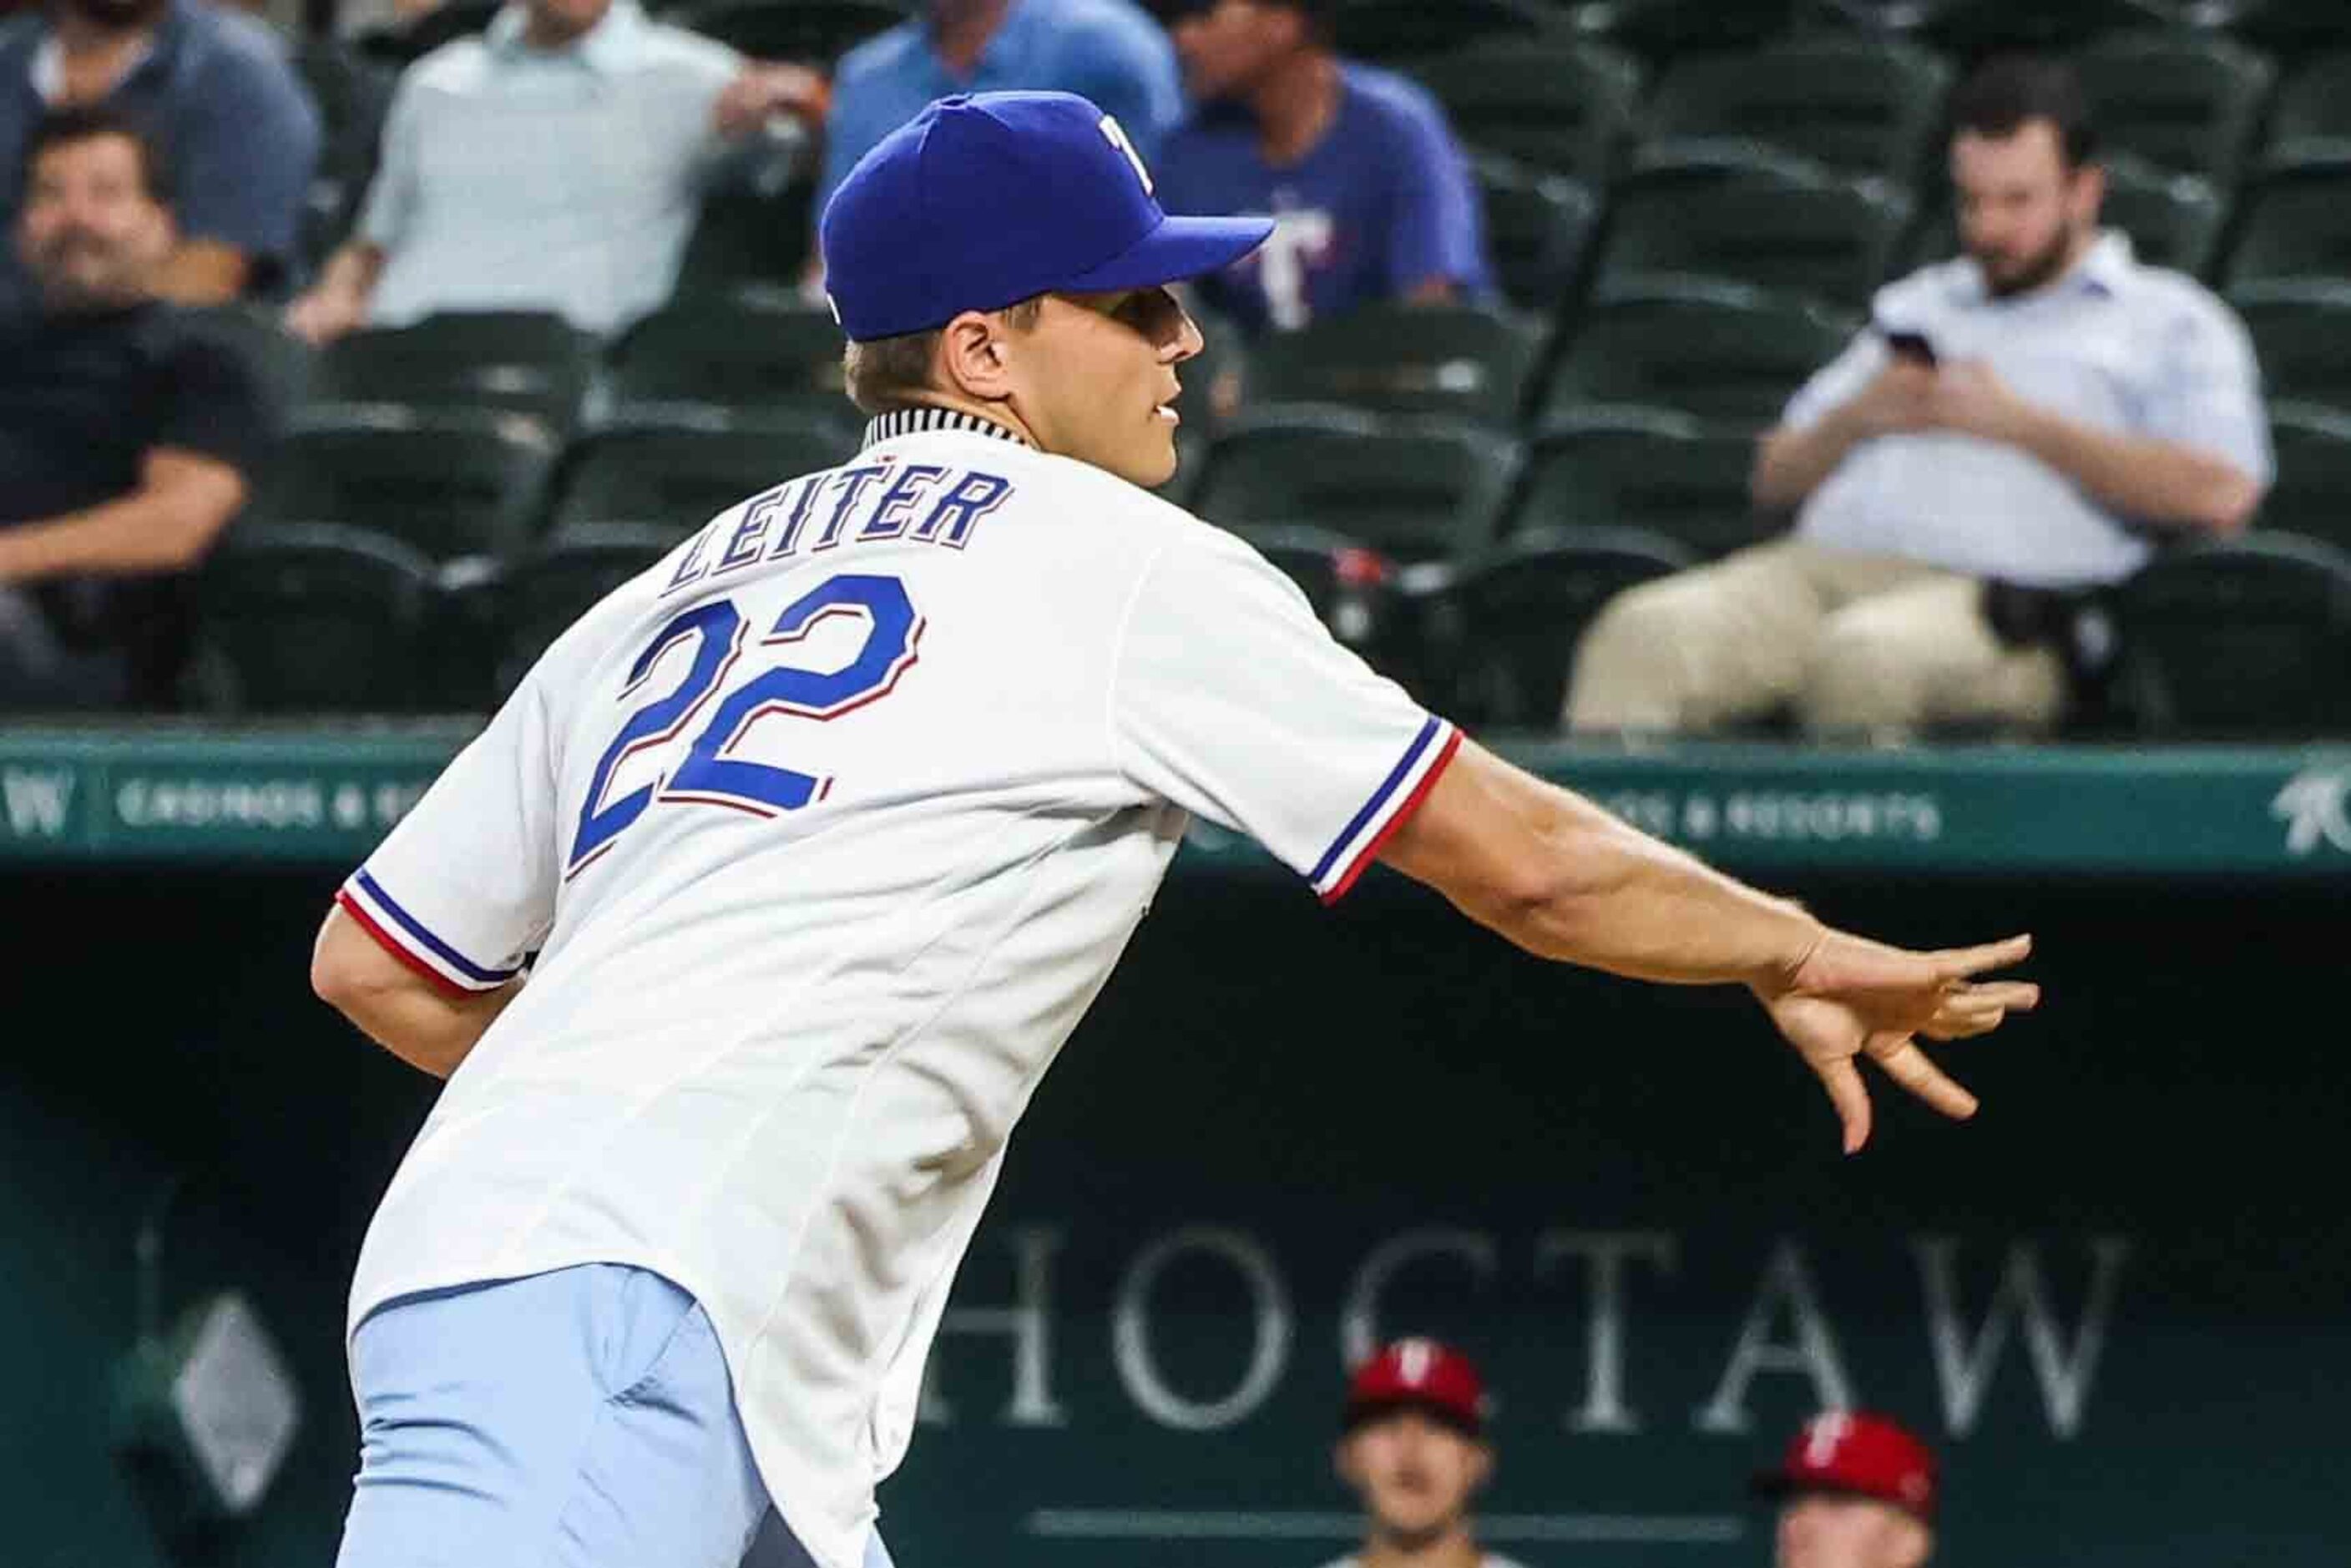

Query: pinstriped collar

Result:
[860,406,1033,451]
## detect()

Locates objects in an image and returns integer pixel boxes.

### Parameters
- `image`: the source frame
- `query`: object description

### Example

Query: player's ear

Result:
[937,310,1016,403]
[1333,1435,1361,1488]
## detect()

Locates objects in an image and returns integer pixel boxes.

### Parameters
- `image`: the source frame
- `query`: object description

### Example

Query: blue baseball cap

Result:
[820,91,1273,342]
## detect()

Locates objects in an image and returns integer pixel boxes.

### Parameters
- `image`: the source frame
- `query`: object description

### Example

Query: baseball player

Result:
[1752,1411,1940,1568]
[308,89,2040,1568]
[1325,1338,1528,1568]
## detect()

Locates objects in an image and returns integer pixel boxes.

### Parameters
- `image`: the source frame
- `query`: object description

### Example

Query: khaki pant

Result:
[1563,541,2067,741]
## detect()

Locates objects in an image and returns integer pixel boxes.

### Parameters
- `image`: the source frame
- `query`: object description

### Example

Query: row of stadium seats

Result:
[684,135,2351,318]
[239,389,2351,569]
[344,0,2351,73]
[1414,32,2351,197]
[216,276,2351,463]
[288,128,2351,370]
[189,511,2351,740]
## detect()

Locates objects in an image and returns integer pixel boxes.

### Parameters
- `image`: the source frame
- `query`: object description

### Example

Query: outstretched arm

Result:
[1379,740,2038,1151]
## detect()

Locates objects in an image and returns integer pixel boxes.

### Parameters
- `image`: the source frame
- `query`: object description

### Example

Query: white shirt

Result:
[1784,231,2273,587]
[337,410,1459,1568]
[358,0,741,332]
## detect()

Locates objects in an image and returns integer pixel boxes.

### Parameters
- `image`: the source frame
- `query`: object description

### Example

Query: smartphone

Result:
[1883,328,1939,367]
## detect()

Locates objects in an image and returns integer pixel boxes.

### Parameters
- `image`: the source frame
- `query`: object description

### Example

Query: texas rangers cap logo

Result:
[1099,114,1153,194]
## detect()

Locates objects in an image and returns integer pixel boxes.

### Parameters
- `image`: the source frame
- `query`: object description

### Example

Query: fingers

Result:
[1866,1034,1979,1121]
[1920,979,2042,1040]
[1930,933,2032,982]
[1813,1055,1873,1156]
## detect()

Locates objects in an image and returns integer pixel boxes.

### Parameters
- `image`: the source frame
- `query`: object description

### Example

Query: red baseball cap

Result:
[1750,1411,1939,1523]
[1343,1338,1489,1438]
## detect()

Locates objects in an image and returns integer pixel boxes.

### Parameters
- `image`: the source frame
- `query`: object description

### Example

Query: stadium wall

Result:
[1,855,2343,1566]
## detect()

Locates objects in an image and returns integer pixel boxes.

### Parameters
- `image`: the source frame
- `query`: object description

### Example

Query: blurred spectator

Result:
[1751,1411,1937,1568]
[0,0,321,316]
[286,0,824,341]
[0,107,268,710]
[1324,1339,1529,1568]
[814,0,1181,260]
[1154,0,1490,333]
[1566,57,2270,742]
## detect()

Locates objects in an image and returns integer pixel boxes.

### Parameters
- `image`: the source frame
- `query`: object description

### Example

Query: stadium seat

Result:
[2112,533,2351,739]
[1514,410,1775,559]
[2257,402,2351,551]
[291,38,395,275]
[191,523,439,714]
[1226,524,1395,651]
[598,292,849,422]
[2093,159,2227,277]
[352,0,497,66]
[1420,526,1696,728]
[183,303,316,414]
[1559,0,1796,63]
[2218,154,2351,286]
[1907,154,2225,276]
[1639,37,1952,189]
[492,524,682,695]
[260,408,558,563]
[665,0,907,63]
[1330,0,1561,63]
[1473,159,1598,311]
[2260,52,2351,169]
[1807,0,2182,57]
[309,311,596,427]
[1411,40,1642,182]
[675,175,817,300]
[549,414,857,534]
[2075,31,2273,187]
[1191,411,1521,562]
[1592,150,1914,312]
[2197,0,2351,53]
[1538,280,1856,428]
[2229,283,2351,414]
[1241,302,1545,427]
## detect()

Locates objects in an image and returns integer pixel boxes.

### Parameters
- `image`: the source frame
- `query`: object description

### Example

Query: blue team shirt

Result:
[1155,62,1493,333]
[817,0,1182,223]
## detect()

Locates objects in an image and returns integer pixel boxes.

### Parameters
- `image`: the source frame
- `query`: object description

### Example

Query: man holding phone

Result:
[1565,55,2272,741]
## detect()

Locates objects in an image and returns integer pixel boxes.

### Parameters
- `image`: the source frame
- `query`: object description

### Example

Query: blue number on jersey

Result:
[660,574,922,814]
[569,598,744,874]
[565,574,923,874]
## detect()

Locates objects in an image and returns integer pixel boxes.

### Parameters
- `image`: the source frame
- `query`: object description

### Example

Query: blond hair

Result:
[841,298,1044,416]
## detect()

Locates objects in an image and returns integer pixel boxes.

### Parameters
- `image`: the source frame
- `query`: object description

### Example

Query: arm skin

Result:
[1379,739,2040,1151]
[0,449,245,583]
[1995,398,2261,537]
[311,902,523,1080]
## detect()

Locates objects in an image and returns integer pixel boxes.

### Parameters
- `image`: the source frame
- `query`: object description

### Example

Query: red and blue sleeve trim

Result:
[1309,716,1463,905]
[336,868,521,997]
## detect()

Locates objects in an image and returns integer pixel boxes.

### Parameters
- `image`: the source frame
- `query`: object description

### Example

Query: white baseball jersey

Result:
[336,407,1461,1568]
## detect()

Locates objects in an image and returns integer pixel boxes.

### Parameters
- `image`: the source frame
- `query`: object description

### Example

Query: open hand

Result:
[1752,931,2039,1154]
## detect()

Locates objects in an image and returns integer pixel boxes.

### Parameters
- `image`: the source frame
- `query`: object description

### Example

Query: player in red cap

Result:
[1751,1411,1939,1568]
[1323,1338,1528,1568]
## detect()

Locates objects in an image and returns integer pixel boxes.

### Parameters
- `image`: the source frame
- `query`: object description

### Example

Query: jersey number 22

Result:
[567,573,923,874]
